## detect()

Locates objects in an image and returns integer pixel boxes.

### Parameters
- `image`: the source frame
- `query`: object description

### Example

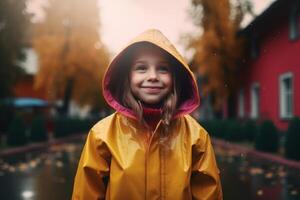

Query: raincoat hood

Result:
[103,29,200,119]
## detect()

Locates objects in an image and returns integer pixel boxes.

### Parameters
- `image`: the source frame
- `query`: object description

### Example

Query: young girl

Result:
[72,29,223,200]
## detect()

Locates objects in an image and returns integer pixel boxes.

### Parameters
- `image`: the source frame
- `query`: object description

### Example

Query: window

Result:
[289,1,300,40]
[279,72,293,119]
[17,47,39,74]
[238,89,245,118]
[250,83,260,119]
[250,35,259,59]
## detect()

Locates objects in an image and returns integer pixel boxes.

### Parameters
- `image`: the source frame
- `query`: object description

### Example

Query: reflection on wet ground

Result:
[0,139,299,200]
[0,141,83,200]
[215,146,300,200]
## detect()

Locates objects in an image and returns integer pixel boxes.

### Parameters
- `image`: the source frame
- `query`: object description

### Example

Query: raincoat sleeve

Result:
[191,129,223,200]
[72,129,111,200]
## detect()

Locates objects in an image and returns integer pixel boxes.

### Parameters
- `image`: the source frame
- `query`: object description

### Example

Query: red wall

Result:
[242,20,300,130]
[14,75,48,100]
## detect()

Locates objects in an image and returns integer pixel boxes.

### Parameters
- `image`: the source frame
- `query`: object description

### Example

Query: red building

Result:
[234,0,300,130]
[14,74,47,100]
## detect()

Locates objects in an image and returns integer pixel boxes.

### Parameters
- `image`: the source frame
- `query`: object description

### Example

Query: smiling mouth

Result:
[142,86,163,89]
[141,87,163,93]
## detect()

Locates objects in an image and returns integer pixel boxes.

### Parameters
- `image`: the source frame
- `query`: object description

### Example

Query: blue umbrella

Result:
[0,98,49,108]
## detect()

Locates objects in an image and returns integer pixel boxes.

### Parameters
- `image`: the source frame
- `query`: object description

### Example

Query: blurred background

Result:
[0,0,300,199]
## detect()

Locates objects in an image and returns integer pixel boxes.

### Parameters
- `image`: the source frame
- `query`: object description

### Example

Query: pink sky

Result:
[26,0,275,57]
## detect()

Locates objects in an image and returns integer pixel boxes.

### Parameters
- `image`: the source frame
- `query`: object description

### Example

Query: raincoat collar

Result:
[102,29,200,119]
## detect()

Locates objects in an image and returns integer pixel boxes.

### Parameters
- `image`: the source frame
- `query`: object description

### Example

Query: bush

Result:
[241,120,257,142]
[7,115,28,146]
[200,119,224,138]
[255,120,279,153]
[30,115,48,142]
[200,119,245,141]
[285,117,300,161]
[0,105,14,133]
[224,120,245,142]
[54,117,72,138]
[53,116,97,138]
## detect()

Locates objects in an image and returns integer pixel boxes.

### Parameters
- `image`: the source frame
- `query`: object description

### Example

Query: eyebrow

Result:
[133,60,147,64]
[133,60,170,65]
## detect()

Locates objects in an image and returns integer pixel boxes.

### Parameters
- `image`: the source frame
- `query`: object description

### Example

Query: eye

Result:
[158,65,170,73]
[133,64,147,72]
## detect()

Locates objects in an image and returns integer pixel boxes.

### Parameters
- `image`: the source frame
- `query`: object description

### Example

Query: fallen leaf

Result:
[257,189,263,196]
[249,167,264,175]
[55,161,63,168]
[265,172,273,179]
[290,190,298,195]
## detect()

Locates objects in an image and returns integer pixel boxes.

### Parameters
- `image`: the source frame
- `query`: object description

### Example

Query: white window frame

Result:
[289,1,299,40]
[17,47,39,75]
[250,82,260,119]
[279,72,294,119]
[238,89,245,118]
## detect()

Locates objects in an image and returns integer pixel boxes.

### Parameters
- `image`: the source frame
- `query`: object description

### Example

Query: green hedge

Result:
[223,120,244,141]
[200,119,250,142]
[30,115,48,142]
[200,119,223,138]
[7,115,28,146]
[285,117,300,161]
[241,120,257,142]
[255,120,279,153]
[0,105,14,133]
[53,116,98,138]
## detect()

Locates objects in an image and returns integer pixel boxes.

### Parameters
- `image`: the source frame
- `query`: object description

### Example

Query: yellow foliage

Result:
[188,0,248,110]
[32,0,109,108]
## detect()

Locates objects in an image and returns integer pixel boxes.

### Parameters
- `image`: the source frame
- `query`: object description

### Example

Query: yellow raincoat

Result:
[72,29,223,200]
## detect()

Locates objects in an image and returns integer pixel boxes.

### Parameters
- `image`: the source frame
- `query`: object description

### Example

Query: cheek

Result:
[164,75,173,89]
[129,72,142,90]
[130,73,138,84]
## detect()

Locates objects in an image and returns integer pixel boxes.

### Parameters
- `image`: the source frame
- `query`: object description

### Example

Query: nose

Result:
[147,68,158,81]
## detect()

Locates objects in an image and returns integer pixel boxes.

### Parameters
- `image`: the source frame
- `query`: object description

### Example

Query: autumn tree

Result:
[0,0,29,98]
[33,0,109,114]
[187,0,253,110]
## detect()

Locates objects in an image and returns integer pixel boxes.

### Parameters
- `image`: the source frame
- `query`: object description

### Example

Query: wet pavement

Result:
[0,141,83,200]
[0,138,299,200]
[215,146,300,200]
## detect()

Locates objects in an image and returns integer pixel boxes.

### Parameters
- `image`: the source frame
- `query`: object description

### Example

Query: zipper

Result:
[144,120,162,200]
[145,130,154,200]
[145,120,162,200]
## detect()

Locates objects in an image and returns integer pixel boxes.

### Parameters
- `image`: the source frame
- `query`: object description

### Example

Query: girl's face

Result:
[130,45,173,106]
